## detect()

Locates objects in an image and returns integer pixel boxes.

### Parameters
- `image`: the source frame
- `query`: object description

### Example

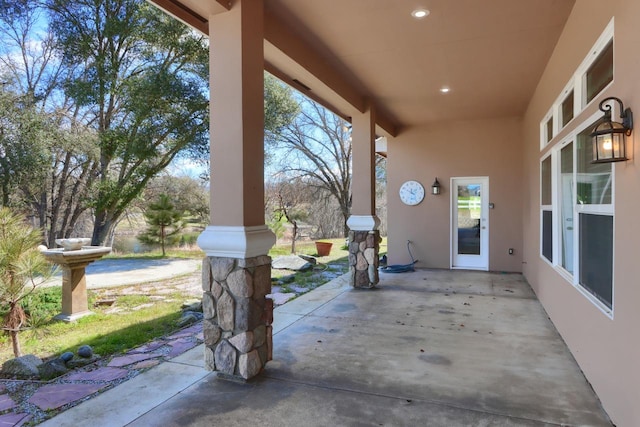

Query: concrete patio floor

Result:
[43,269,611,426]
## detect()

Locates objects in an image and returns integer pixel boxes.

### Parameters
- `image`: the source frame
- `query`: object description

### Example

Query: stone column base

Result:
[348,230,380,288]
[201,255,273,380]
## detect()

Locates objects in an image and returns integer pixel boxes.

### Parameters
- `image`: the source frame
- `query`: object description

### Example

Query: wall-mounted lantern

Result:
[590,96,633,163]
[431,178,441,195]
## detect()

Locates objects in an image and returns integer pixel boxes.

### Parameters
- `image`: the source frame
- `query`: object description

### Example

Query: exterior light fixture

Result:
[431,178,441,195]
[590,96,633,163]
[440,87,450,93]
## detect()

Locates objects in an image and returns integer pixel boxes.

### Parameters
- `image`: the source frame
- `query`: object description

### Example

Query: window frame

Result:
[539,18,614,151]
[539,109,615,319]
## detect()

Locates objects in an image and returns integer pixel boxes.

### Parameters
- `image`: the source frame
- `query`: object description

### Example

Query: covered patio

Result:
[44,270,610,426]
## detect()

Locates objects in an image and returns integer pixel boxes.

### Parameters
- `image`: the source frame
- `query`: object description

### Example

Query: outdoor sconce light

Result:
[431,178,441,195]
[590,96,633,163]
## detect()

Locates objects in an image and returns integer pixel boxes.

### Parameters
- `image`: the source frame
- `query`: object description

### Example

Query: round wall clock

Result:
[399,180,425,205]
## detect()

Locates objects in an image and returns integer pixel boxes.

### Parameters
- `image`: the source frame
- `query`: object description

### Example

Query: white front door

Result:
[451,177,489,270]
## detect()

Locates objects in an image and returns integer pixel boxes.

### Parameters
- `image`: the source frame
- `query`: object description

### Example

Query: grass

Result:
[0,285,190,364]
[0,236,387,366]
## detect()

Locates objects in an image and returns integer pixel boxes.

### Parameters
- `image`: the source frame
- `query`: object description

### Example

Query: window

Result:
[539,18,614,150]
[540,119,614,316]
[585,40,613,105]
[561,90,574,127]
[541,156,553,263]
[559,143,573,273]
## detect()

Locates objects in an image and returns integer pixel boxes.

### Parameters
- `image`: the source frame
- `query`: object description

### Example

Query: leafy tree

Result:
[139,194,185,256]
[144,175,209,224]
[46,0,210,246]
[269,97,352,236]
[0,208,54,357]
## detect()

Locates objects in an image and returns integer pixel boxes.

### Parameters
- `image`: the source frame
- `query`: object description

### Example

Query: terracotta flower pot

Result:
[315,241,333,257]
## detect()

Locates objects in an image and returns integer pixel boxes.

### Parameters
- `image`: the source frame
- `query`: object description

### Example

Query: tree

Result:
[46,0,210,246]
[0,208,54,357]
[139,194,185,256]
[269,97,352,236]
[268,178,310,253]
[144,174,209,224]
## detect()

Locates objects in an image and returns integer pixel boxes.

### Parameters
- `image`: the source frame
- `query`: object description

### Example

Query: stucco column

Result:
[197,0,275,381]
[347,104,380,288]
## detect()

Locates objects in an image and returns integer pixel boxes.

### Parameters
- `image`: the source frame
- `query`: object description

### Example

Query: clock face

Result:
[399,180,425,206]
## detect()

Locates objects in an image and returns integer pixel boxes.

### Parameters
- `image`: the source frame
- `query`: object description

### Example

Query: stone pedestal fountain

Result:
[40,238,112,322]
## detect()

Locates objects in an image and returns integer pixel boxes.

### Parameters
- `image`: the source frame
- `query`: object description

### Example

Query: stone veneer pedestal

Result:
[201,255,273,380]
[348,230,380,288]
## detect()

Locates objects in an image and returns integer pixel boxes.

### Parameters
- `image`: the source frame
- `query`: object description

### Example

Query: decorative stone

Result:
[182,300,202,312]
[253,265,271,299]
[211,257,235,282]
[257,343,268,365]
[262,299,274,325]
[237,255,271,269]
[214,340,236,375]
[78,345,93,358]
[272,255,313,271]
[366,233,375,248]
[355,270,370,288]
[212,281,223,299]
[359,241,367,251]
[203,320,222,346]
[202,259,212,292]
[235,298,263,331]
[253,325,266,348]
[202,292,216,319]
[229,331,254,353]
[349,242,360,253]
[267,325,273,361]
[38,358,68,380]
[66,355,101,369]
[2,355,42,378]
[176,312,198,327]
[368,264,378,284]
[217,291,235,331]
[238,350,262,380]
[364,248,376,264]
[60,352,74,363]
[204,346,215,370]
[348,253,357,266]
[227,269,254,298]
[356,253,368,271]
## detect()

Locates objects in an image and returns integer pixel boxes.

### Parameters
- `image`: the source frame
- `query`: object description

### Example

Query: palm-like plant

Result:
[0,208,54,357]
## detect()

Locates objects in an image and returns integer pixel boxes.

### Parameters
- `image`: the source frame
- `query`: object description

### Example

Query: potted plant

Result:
[315,241,333,257]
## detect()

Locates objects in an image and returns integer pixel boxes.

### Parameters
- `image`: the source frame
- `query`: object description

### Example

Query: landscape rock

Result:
[38,358,68,380]
[298,254,317,265]
[77,345,93,358]
[60,352,74,363]
[272,255,313,271]
[66,355,101,369]
[181,300,202,312]
[2,355,42,378]
[176,311,202,327]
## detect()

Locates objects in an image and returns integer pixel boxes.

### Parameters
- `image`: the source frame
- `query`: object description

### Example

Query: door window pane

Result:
[560,143,574,272]
[542,211,553,262]
[586,40,613,104]
[577,125,612,204]
[457,184,481,255]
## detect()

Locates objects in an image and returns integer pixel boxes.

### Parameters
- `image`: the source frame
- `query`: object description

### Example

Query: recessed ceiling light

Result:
[440,87,450,93]
[411,9,430,19]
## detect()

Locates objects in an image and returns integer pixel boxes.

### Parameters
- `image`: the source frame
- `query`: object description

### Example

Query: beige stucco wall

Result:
[522,1,640,425]
[387,117,523,273]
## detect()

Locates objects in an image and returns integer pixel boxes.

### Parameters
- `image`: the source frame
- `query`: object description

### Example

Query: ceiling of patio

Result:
[151,0,576,135]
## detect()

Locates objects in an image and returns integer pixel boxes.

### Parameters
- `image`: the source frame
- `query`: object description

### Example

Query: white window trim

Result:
[540,109,615,319]
[539,18,614,151]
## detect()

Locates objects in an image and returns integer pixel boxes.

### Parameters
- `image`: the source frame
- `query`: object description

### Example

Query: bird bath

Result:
[40,239,112,322]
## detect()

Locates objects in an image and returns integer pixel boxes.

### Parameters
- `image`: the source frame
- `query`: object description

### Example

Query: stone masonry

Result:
[201,255,273,380]
[348,230,380,288]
